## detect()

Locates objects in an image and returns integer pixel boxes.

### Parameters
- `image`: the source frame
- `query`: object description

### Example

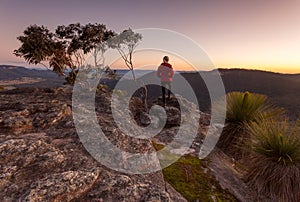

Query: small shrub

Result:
[247,119,300,201]
[217,91,284,157]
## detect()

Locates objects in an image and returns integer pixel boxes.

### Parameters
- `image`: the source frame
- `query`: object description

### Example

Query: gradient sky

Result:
[0,0,299,73]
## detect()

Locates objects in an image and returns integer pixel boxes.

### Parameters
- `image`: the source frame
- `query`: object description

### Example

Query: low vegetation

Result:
[151,90,300,201]
[162,155,238,201]
[217,91,284,157]
[246,119,300,201]
[216,91,299,200]
[152,142,237,201]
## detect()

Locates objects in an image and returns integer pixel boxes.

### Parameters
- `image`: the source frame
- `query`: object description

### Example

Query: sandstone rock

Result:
[164,106,181,127]
[24,170,99,202]
[207,148,257,202]
[0,86,245,201]
[0,87,73,137]
[86,170,171,202]
[0,87,187,201]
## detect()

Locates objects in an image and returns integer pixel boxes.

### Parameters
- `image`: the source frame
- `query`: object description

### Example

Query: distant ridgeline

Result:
[0,65,64,88]
[0,65,60,80]
[1,65,299,119]
[111,68,300,120]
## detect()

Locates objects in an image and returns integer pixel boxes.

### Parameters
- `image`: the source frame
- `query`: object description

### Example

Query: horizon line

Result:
[1,64,299,75]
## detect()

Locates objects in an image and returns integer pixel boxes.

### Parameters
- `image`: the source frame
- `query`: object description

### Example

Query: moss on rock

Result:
[161,152,238,201]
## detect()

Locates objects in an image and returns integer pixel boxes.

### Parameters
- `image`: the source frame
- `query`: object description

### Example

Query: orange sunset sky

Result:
[0,0,299,73]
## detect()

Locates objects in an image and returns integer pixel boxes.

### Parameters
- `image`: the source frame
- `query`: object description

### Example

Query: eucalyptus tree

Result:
[14,23,115,84]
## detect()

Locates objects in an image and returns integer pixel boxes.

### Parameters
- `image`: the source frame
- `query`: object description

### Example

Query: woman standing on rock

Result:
[156,56,174,104]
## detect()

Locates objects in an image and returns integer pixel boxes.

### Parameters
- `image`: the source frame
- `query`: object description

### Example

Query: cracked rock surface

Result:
[0,87,186,201]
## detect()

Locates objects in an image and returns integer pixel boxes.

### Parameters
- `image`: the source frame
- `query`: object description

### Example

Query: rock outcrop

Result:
[0,86,248,201]
[0,87,187,201]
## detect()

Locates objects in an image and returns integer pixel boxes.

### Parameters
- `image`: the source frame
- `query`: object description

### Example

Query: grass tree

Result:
[246,119,300,201]
[217,91,284,157]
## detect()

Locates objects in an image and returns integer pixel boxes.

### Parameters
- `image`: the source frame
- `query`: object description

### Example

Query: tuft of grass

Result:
[217,91,284,157]
[246,119,300,201]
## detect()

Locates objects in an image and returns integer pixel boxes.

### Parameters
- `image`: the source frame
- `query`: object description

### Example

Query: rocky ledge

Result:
[0,86,248,201]
[0,87,188,201]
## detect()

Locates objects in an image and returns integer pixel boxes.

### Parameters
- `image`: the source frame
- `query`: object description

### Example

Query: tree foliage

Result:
[14,25,58,67]
[14,23,115,84]
[108,28,142,80]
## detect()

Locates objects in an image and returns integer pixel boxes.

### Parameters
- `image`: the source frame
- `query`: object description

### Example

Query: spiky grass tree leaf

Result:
[216,92,284,157]
[247,119,300,201]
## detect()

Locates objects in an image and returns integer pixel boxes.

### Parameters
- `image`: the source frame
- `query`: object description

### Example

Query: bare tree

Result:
[109,28,142,80]
[109,29,149,110]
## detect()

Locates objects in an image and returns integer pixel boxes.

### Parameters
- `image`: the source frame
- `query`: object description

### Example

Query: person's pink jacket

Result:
[157,62,174,82]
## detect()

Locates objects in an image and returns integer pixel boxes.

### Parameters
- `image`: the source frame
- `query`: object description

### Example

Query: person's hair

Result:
[163,56,169,62]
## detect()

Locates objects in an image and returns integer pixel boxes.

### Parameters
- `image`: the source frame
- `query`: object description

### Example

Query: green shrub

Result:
[217,91,284,157]
[247,119,300,201]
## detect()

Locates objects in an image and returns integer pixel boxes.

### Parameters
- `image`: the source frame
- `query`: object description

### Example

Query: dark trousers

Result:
[161,82,171,103]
